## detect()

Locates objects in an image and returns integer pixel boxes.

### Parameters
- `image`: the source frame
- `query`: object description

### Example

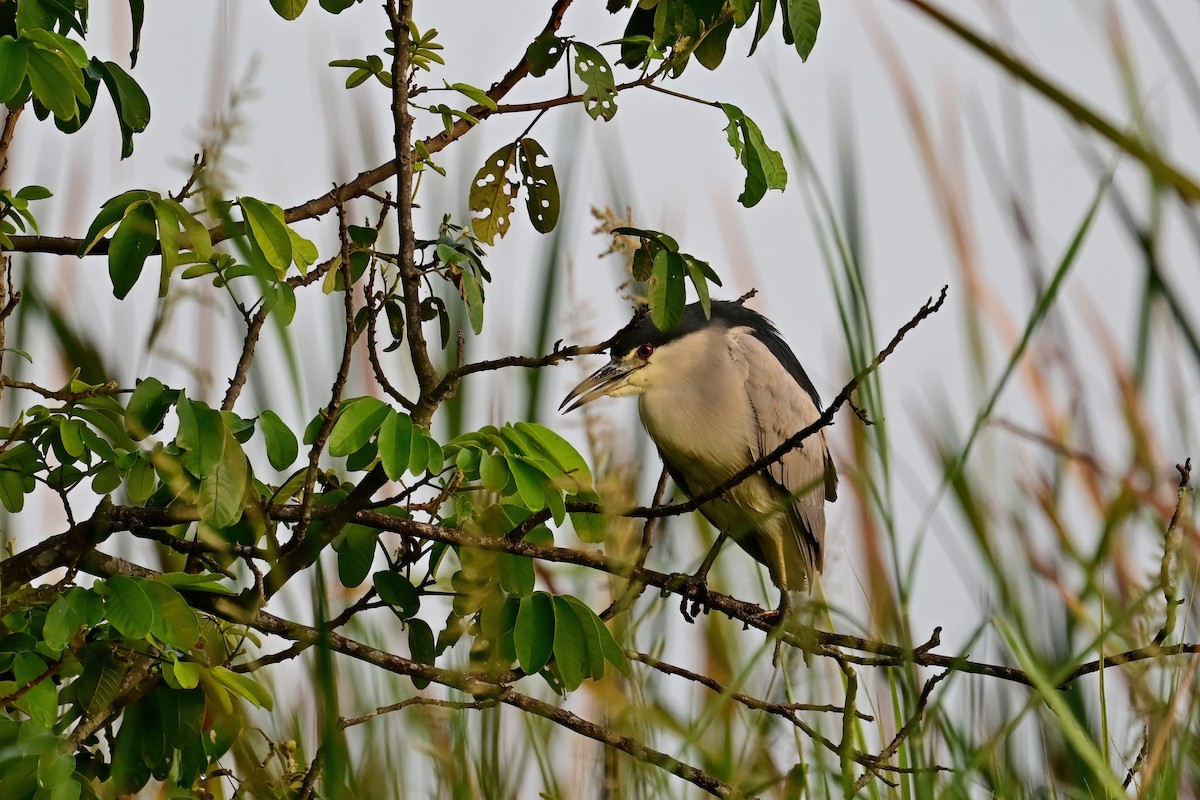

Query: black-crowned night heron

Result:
[561,300,837,621]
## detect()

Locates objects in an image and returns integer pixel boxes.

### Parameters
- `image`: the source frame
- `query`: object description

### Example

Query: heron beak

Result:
[559,360,641,413]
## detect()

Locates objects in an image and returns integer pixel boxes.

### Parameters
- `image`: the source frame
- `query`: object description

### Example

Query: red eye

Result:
[636,344,654,359]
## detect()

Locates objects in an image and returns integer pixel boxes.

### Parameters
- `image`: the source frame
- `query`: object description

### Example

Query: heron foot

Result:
[664,572,713,624]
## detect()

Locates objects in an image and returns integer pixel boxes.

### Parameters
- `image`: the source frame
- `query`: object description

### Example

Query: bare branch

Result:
[222,305,269,411]
[1155,457,1192,644]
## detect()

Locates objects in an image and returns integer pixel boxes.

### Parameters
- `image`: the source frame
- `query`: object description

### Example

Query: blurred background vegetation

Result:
[4,0,1200,797]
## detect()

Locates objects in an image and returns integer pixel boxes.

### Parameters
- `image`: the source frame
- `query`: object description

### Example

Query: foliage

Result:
[2,0,1200,798]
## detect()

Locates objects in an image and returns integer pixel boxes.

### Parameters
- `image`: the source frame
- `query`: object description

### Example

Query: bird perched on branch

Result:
[561,300,837,623]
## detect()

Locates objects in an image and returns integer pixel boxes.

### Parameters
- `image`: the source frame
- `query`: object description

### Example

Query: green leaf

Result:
[468,142,519,245]
[238,196,292,275]
[270,0,308,19]
[449,81,497,110]
[37,751,74,790]
[105,576,155,639]
[171,658,200,690]
[526,32,566,77]
[572,42,617,120]
[506,456,546,511]
[151,199,180,294]
[514,592,555,674]
[96,60,151,159]
[751,0,777,56]
[288,227,318,272]
[0,469,26,512]
[513,422,592,486]
[731,0,756,26]
[0,37,28,103]
[460,268,484,335]
[694,17,734,70]
[500,550,535,598]
[407,430,431,476]
[125,377,175,440]
[198,430,249,528]
[569,510,606,544]
[75,644,128,714]
[125,455,156,504]
[177,398,225,478]
[43,588,103,651]
[408,618,435,689]
[685,256,719,318]
[211,666,273,710]
[79,190,153,255]
[160,197,212,259]
[551,596,587,691]
[16,185,52,201]
[26,46,86,121]
[337,533,375,588]
[479,450,510,493]
[631,246,654,281]
[259,409,298,470]
[58,417,84,458]
[563,596,605,680]
[517,138,560,234]
[13,653,56,726]
[329,397,389,458]
[649,249,686,330]
[143,580,200,649]
[108,201,157,299]
[373,571,420,618]
[784,0,821,61]
[721,103,786,207]
[128,0,145,66]
[378,409,413,480]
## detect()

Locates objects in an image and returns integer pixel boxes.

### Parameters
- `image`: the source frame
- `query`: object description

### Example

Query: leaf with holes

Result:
[721,104,786,207]
[572,42,617,120]
[517,138,559,234]
[526,31,566,77]
[469,142,519,244]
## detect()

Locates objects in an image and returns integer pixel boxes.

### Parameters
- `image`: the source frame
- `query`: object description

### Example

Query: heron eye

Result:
[636,344,654,360]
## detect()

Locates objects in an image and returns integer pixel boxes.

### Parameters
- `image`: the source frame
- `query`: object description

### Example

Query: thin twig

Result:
[0,377,122,401]
[222,305,269,411]
[1154,457,1191,644]
[340,696,497,728]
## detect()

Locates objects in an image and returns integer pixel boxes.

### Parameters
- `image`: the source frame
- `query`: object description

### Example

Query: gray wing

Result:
[730,331,836,571]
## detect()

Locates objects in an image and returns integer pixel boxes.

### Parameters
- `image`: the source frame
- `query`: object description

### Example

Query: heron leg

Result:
[666,530,730,623]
